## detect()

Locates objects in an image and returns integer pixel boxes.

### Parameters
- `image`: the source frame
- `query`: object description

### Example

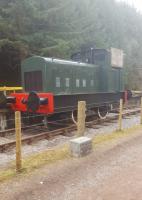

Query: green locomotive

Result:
[19,47,124,117]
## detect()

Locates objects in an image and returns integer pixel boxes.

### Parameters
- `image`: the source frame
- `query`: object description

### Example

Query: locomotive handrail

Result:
[0,87,23,92]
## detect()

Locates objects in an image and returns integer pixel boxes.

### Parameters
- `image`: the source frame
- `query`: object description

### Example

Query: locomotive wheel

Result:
[97,106,108,119]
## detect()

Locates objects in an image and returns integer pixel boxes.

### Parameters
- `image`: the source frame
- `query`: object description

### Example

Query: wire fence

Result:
[0,96,142,172]
[0,96,141,134]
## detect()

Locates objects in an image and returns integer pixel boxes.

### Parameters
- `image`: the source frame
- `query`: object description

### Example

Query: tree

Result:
[0,0,142,88]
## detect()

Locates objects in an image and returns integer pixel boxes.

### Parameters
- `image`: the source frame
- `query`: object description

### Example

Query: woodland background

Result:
[0,0,142,89]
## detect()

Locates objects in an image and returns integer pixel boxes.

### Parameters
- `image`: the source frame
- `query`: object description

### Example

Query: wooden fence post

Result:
[15,111,22,172]
[77,101,86,137]
[118,99,123,131]
[140,97,142,125]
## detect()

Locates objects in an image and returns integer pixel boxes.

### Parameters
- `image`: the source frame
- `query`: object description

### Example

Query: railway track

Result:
[0,107,141,153]
[0,125,76,152]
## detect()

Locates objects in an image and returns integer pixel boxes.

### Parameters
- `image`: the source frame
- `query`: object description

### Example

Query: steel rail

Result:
[0,125,76,152]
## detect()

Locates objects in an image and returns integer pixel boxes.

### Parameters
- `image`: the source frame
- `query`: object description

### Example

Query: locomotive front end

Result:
[9,92,54,114]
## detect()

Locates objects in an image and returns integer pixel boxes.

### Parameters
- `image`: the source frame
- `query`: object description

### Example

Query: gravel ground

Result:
[0,128,142,199]
[0,113,140,168]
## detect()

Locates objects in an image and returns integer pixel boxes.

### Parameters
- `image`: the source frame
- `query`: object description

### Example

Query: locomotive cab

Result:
[71,47,107,65]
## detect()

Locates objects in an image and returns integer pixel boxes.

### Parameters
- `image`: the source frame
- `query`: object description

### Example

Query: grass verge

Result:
[0,125,142,182]
[92,125,142,147]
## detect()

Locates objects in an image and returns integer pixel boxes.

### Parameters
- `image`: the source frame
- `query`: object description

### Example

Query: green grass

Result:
[0,125,142,183]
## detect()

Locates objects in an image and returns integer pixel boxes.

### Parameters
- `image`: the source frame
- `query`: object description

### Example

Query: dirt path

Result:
[0,131,142,200]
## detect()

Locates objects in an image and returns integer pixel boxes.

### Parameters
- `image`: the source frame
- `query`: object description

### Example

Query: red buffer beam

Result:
[9,92,54,114]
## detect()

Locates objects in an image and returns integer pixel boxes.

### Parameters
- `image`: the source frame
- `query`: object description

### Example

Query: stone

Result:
[70,136,92,157]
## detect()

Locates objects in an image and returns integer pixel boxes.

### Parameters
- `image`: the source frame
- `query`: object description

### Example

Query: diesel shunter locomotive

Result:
[0,47,126,129]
